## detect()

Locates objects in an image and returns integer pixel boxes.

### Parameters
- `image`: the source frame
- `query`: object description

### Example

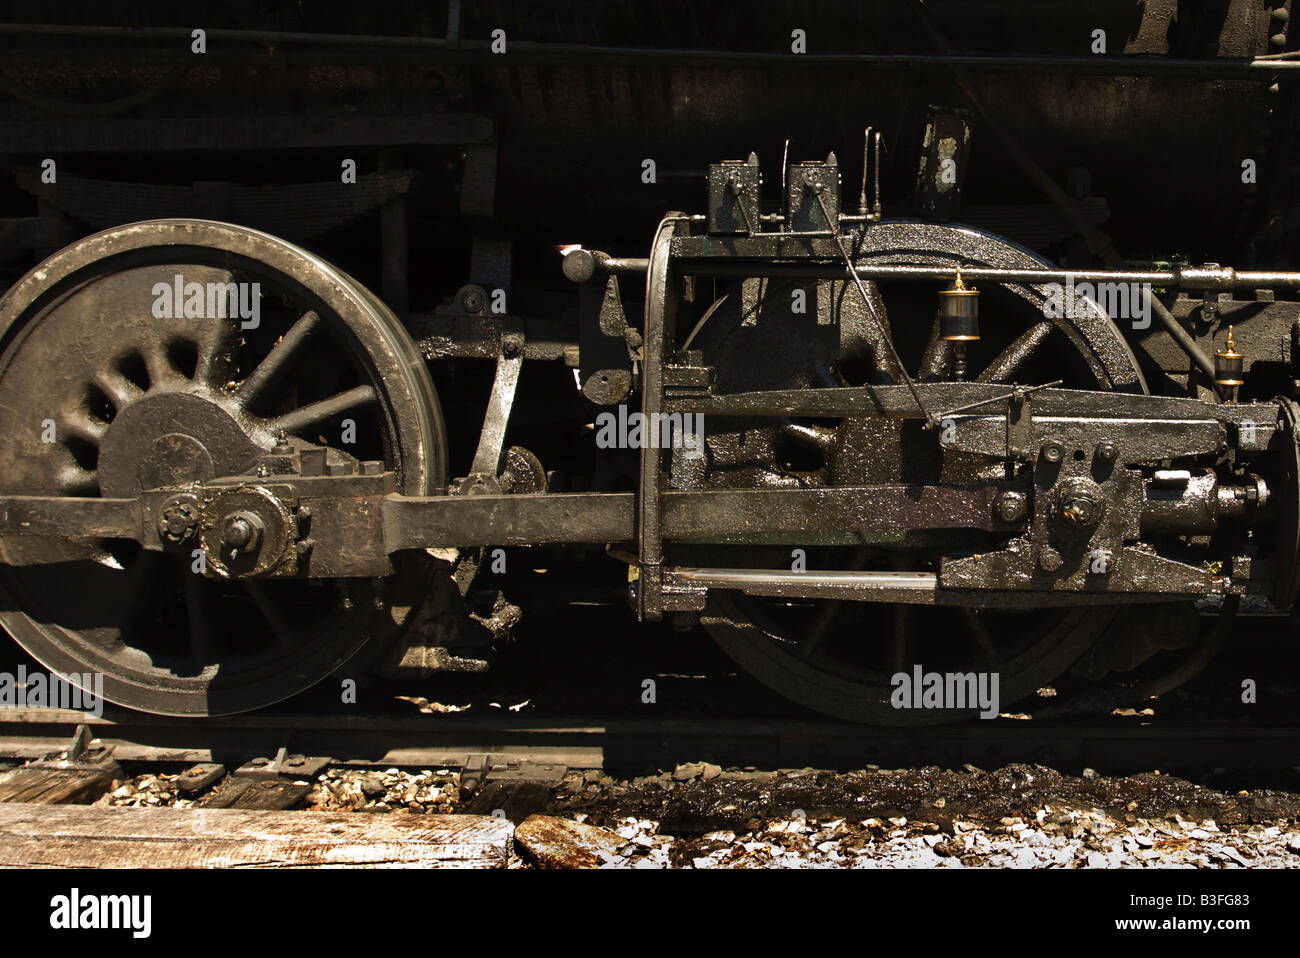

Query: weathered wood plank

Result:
[465,781,554,824]
[0,762,120,805]
[199,779,310,810]
[0,804,513,868]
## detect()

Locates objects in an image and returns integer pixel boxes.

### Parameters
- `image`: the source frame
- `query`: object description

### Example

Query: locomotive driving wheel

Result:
[691,223,1147,724]
[0,220,447,715]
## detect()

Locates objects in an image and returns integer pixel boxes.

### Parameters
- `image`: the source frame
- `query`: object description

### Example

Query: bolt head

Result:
[561,249,596,284]
[157,498,199,544]
[223,518,252,549]
[1061,497,1101,527]
[1040,441,1064,464]
[221,512,263,554]
[994,491,1028,523]
[1095,441,1117,463]
[1039,547,1064,572]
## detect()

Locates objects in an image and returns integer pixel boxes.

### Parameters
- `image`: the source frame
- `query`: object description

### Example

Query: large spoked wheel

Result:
[0,220,447,715]
[704,589,1114,724]
[693,223,1143,724]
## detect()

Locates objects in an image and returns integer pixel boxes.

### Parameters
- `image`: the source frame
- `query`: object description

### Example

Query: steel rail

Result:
[0,708,1296,774]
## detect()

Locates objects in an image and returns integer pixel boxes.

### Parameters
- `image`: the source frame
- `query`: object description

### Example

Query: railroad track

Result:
[2,707,1298,776]
[1,705,1298,871]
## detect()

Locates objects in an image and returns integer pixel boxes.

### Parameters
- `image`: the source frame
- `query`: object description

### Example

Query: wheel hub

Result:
[198,486,297,578]
[96,392,263,498]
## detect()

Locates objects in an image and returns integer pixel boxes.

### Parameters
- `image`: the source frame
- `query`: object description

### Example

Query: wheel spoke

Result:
[194,322,243,388]
[891,602,909,674]
[917,313,952,380]
[55,465,99,495]
[799,599,843,661]
[116,549,167,631]
[59,415,107,445]
[242,580,299,649]
[142,339,184,388]
[800,547,870,661]
[91,371,144,413]
[269,384,377,435]
[861,280,906,384]
[976,321,1053,384]
[236,310,321,406]
[962,608,1001,666]
[183,567,218,664]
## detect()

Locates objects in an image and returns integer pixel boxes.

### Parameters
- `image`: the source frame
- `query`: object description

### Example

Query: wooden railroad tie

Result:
[0,725,122,805]
[0,803,514,868]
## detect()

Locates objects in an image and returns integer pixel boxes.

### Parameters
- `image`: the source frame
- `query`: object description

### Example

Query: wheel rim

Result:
[692,223,1140,724]
[0,220,446,715]
[705,590,1114,724]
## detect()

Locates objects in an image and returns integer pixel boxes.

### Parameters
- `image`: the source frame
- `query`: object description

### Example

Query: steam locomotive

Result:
[0,1,1296,723]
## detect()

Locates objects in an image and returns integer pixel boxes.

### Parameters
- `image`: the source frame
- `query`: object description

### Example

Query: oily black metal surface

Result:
[0,202,1293,724]
[0,462,1258,580]
[0,208,1291,721]
[665,213,1145,721]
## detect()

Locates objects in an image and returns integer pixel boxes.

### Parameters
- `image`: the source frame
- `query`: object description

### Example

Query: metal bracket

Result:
[18,723,110,770]
[786,155,840,233]
[235,744,330,781]
[42,723,115,768]
[707,154,761,235]
[579,274,634,405]
[64,723,93,763]
[458,333,524,495]
[638,215,690,621]
[460,753,490,796]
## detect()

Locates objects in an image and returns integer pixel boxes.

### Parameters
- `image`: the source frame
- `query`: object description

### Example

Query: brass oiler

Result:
[1214,325,1244,403]
[939,267,980,379]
